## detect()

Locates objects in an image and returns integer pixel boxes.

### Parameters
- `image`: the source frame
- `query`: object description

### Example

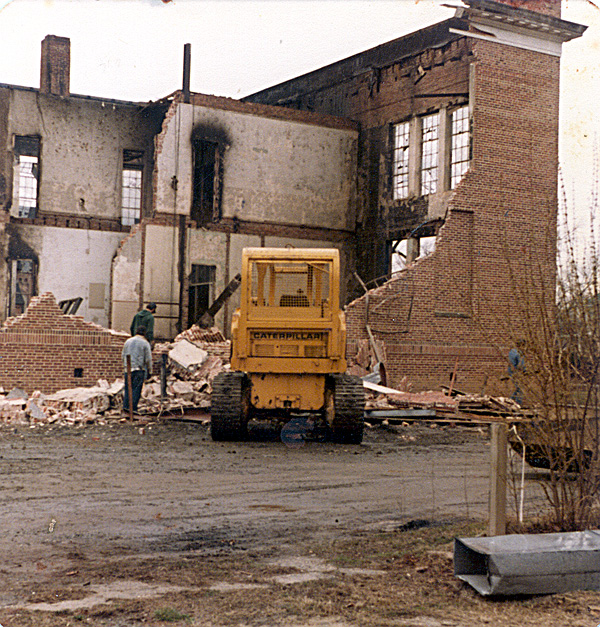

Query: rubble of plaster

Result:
[0,313,517,429]
[0,325,230,427]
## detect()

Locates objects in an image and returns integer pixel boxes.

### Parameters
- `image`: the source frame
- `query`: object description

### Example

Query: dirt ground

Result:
[0,415,598,627]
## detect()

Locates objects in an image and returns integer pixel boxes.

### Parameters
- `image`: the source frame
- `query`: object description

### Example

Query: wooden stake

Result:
[489,422,507,536]
[126,355,133,421]
[447,357,459,397]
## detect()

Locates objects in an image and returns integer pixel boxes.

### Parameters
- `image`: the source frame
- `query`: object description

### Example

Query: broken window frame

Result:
[188,264,216,327]
[420,112,440,196]
[121,149,144,226]
[450,105,470,189]
[390,105,470,201]
[8,258,36,317]
[392,121,410,200]
[191,139,222,226]
[390,235,437,273]
[13,135,40,219]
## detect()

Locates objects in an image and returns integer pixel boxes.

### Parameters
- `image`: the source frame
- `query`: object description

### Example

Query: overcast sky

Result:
[0,0,598,236]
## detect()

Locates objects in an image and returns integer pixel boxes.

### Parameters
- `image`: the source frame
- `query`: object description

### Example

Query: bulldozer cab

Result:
[249,257,332,316]
[230,248,346,372]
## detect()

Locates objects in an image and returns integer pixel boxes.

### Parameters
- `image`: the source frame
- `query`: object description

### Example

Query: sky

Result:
[0,0,598,238]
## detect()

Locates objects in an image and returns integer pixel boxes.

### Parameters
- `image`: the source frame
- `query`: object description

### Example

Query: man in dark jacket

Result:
[130,302,156,344]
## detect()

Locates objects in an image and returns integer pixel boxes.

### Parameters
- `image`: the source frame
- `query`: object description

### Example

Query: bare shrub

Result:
[504,189,600,531]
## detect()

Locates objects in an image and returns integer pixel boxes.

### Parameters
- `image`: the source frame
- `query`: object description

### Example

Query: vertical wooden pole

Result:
[126,355,134,421]
[160,353,168,401]
[447,357,459,397]
[489,422,507,536]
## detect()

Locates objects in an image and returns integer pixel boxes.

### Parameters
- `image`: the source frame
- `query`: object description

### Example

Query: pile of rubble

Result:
[140,325,230,414]
[365,382,459,412]
[0,320,523,429]
[0,326,230,428]
[0,381,125,427]
[364,379,523,423]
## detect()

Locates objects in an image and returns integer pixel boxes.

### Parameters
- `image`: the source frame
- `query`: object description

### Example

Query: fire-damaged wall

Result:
[0,292,127,394]
[344,9,583,391]
[244,0,586,391]
[0,76,165,326]
[110,93,359,339]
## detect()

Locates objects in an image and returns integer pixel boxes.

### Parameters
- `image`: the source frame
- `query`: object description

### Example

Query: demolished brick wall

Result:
[243,3,576,392]
[0,292,128,394]
[346,36,560,392]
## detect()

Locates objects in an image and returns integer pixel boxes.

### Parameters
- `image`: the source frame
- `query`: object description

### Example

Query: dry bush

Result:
[504,190,600,531]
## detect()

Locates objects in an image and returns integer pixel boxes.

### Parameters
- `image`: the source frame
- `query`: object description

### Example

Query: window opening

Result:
[450,105,470,189]
[121,149,143,226]
[188,264,216,327]
[192,139,219,225]
[13,136,40,218]
[58,297,83,314]
[9,258,36,316]
[392,121,410,200]
[391,236,436,273]
[420,113,439,196]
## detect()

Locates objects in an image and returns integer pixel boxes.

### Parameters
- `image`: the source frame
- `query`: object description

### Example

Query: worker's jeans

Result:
[123,369,146,413]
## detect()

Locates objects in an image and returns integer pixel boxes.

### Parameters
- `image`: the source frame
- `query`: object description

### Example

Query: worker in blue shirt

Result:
[122,325,153,414]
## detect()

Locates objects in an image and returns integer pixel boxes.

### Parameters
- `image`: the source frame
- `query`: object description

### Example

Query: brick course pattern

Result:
[0,292,128,394]
[345,35,560,391]
[244,1,578,392]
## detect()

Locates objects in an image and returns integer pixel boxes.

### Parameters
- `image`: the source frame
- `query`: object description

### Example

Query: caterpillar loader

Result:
[211,247,364,443]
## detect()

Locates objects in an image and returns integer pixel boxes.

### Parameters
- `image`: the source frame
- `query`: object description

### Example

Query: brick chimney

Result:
[40,35,70,97]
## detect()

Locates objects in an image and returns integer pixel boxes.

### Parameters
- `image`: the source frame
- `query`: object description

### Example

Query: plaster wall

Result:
[186,230,265,331]
[10,224,124,326]
[111,227,142,334]
[6,89,160,218]
[154,102,357,230]
[143,224,180,339]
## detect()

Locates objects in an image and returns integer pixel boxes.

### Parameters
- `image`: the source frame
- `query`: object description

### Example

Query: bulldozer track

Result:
[210,371,248,441]
[330,373,364,444]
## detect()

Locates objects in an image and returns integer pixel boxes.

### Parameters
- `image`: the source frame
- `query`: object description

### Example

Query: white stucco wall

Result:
[154,101,357,230]
[144,224,181,339]
[111,228,142,334]
[8,90,161,219]
[12,224,125,327]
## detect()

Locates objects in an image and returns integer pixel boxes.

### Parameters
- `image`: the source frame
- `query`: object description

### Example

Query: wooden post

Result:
[447,357,459,397]
[489,422,507,536]
[160,353,168,402]
[126,355,134,421]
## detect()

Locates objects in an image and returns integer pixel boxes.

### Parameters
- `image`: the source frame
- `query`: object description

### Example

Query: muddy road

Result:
[0,418,553,626]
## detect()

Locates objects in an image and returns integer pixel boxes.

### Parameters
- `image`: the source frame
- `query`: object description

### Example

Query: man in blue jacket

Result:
[122,326,153,414]
[508,342,525,405]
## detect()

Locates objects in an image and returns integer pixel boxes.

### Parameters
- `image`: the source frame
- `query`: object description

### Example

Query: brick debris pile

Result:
[0,326,231,427]
[0,315,521,428]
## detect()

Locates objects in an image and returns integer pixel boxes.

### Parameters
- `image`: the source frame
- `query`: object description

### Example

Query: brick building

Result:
[0,1,587,394]
[245,0,586,391]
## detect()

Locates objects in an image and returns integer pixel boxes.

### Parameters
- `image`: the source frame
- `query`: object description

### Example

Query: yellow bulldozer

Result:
[211,247,364,443]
